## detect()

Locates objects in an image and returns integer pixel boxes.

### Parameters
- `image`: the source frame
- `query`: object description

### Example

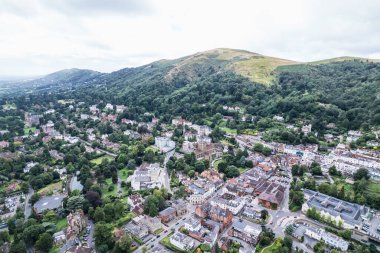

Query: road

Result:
[162,149,174,193]
[24,187,34,218]
[78,138,117,157]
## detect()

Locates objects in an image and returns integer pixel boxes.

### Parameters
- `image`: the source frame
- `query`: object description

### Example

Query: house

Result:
[302,124,312,135]
[188,179,216,205]
[132,215,163,233]
[154,136,175,153]
[242,207,261,221]
[53,230,66,244]
[23,162,39,173]
[305,226,349,251]
[159,207,177,223]
[129,163,166,191]
[256,181,285,209]
[210,194,246,215]
[105,103,114,110]
[228,219,262,245]
[184,217,201,232]
[0,141,9,149]
[193,142,223,161]
[195,203,233,229]
[80,114,89,120]
[25,112,42,126]
[170,232,195,251]
[172,199,188,216]
[116,105,127,113]
[124,222,149,239]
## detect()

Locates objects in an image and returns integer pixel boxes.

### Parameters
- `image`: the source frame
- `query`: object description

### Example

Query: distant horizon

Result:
[1,47,380,80]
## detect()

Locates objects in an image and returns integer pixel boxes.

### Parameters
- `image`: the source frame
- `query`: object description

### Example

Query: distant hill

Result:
[3,48,380,132]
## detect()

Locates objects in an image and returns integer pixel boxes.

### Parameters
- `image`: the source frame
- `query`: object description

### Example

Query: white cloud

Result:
[0,0,379,76]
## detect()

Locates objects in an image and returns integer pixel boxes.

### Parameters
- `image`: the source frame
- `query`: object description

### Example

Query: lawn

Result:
[220,127,237,135]
[118,168,131,181]
[102,178,117,197]
[2,103,16,110]
[366,180,380,194]
[23,127,37,135]
[262,242,277,253]
[238,167,249,174]
[90,155,114,165]
[213,159,223,169]
[38,181,63,196]
[154,228,164,235]
[49,246,60,253]
[55,218,68,231]
[242,129,258,136]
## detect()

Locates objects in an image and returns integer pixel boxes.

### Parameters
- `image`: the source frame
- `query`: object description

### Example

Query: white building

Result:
[154,136,175,153]
[302,124,312,135]
[184,217,201,232]
[305,227,349,251]
[170,232,195,251]
[129,163,167,191]
[210,195,246,215]
[105,103,114,111]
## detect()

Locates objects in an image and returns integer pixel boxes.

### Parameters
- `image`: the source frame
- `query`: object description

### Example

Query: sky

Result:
[1,0,380,77]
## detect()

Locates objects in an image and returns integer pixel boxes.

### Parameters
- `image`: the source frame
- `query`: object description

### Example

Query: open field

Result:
[118,168,131,181]
[90,154,114,165]
[2,103,17,110]
[102,178,117,197]
[24,127,37,135]
[220,127,237,134]
[367,180,380,194]
[38,181,63,195]
[55,217,68,231]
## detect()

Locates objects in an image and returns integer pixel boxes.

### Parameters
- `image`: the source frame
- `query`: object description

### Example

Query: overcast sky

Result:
[1,0,380,76]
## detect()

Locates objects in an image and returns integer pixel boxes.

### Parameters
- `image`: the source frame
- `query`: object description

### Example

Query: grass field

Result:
[2,103,17,110]
[242,129,258,135]
[220,127,237,134]
[49,246,60,253]
[230,56,298,85]
[55,217,68,231]
[262,242,277,253]
[38,181,62,195]
[366,180,380,194]
[102,178,117,197]
[90,155,114,165]
[23,127,37,135]
[118,168,131,181]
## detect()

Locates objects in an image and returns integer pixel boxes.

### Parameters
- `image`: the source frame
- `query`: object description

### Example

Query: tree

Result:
[29,193,40,205]
[94,223,114,248]
[113,235,133,253]
[354,168,370,181]
[94,207,105,222]
[85,191,102,207]
[34,233,53,253]
[22,224,45,245]
[66,195,86,212]
[283,236,293,250]
[261,210,269,221]
[10,241,27,253]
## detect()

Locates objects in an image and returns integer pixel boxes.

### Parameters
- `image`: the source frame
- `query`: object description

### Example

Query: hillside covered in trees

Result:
[2,49,380,134]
